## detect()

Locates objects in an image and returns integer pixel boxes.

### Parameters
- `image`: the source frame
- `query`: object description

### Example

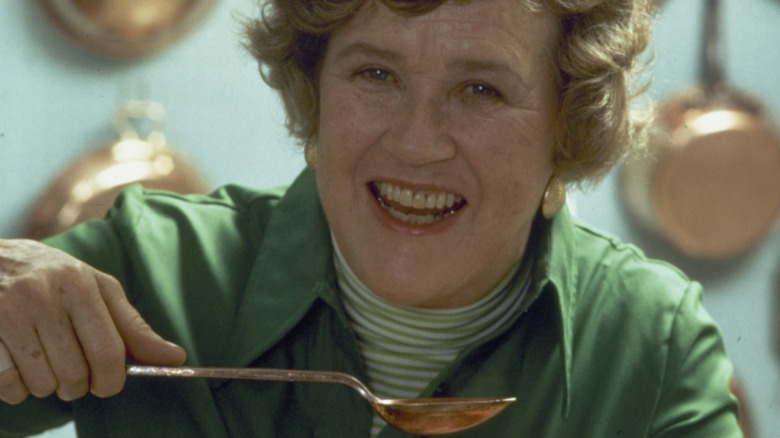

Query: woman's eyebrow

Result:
[447,59,528,88]
[332,42,402,64]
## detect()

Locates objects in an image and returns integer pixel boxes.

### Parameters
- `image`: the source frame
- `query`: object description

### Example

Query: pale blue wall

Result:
[2,0,779,437]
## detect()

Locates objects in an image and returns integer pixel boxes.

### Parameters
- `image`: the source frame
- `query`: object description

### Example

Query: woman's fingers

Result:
[2,328,57,399]
[0,271,58,399]
[97,273,187,367]
[0,340,28,405]
[0,239,185,403]
[34,308,90,401]
[61,272,126,398]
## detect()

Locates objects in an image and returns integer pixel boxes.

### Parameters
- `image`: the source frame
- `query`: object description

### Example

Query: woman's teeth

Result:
[373,182,464,225]
[379,182,459,209]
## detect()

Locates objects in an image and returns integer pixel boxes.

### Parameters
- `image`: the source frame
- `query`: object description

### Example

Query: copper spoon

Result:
[126,365,515,436]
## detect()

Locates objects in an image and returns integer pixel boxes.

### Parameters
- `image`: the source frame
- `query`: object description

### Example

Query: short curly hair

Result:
[245,0,653,185]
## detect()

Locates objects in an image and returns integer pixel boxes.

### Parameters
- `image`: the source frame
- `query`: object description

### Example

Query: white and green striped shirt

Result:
[333,240,532,437]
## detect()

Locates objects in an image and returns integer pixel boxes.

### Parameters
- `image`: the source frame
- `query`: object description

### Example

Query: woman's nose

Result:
[382,97,456,166]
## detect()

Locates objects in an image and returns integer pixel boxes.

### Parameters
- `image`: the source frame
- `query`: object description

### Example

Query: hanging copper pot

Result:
[25,101,210,240]
[36,0,219,59]
[622,0,780,259]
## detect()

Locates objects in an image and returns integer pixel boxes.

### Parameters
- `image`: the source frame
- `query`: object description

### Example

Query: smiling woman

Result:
[247,0,652,185]
[313,0,560,310]
[0,1,743,437]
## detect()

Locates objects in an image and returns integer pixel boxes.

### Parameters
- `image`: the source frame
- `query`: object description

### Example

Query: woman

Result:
[0,0,741,436]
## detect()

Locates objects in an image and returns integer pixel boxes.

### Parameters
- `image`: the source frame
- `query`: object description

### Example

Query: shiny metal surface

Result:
[25,101,210,240]
[621,0,780,259]
[127,365,515,436]
[36,0,218,59]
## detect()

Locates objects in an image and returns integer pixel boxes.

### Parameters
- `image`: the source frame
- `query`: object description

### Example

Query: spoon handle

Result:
[126,365,516,435]
[126,365,373,401]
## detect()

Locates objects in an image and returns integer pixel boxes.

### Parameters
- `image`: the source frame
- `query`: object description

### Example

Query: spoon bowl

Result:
[126,365,515,435]
[371,397,516,436]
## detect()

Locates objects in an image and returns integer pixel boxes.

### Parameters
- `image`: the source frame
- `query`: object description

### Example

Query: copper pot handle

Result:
[112,100,167,145]
[701,0,724,96]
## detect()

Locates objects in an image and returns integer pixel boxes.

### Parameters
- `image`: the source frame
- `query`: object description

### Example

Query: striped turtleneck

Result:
[333,239,532,437]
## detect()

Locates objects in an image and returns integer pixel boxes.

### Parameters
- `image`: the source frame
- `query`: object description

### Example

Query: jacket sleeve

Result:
[650,282,743,437]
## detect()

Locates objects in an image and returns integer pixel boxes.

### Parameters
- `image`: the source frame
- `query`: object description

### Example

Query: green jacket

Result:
[0,169,740,437]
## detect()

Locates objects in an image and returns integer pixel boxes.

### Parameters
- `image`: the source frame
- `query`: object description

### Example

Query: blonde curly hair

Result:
[245,0,653,185]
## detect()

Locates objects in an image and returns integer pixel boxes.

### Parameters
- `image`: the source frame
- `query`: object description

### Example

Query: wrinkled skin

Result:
[0,239,186,405]
[316,0,559,308]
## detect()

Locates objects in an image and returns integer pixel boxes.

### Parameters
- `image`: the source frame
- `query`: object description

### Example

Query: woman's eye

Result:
[356,68,392,82]
[466,83,502,98]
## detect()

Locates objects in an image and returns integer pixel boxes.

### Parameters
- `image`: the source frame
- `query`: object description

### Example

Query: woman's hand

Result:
[0,239,186,405]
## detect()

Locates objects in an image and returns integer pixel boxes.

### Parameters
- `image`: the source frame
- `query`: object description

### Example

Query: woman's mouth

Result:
[368,181,467,225]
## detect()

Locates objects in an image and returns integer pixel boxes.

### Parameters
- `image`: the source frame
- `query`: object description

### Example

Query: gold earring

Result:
[542,175,566,219]
[304,140,317,171]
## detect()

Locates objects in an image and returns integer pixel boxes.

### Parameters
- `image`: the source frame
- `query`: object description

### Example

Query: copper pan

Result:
[622,0,780,259]
[36,0,218,59]
[24,101,210,240]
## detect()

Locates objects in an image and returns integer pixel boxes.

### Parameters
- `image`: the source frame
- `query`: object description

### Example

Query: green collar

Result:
[531,204,577,416]
[225,168,576,413]
[227,169,340,367]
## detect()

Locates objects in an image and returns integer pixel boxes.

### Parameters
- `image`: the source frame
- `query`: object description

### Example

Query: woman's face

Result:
[316,0,560,308]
